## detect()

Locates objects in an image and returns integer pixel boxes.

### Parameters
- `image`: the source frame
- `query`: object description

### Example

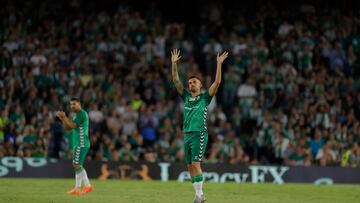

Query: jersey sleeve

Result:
[203,91,213,105]
[73,111,85,127]
[181,89,191,101]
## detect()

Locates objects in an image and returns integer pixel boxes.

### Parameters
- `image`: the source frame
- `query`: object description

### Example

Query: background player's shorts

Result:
[72,146,89,165]
[184,131,208,164]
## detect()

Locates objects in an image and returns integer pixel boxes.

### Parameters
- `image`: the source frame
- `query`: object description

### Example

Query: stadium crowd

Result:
[1,0,360,167]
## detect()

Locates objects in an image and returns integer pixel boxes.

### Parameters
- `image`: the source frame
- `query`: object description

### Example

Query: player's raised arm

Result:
[171,48,184,95]
[208,51,228,96]
[56,110,77,130]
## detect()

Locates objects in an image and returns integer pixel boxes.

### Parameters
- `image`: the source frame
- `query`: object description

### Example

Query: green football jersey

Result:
[182,90,213,132]
[71,109,90,148]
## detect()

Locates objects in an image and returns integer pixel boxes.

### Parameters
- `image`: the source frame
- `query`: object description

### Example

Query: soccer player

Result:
[171,49,228,203]
[56,98,94,195]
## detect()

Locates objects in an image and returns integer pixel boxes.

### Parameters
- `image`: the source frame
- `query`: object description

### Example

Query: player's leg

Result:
[187,164,195,179]
[191,162,204,200]
[78,147,93,194]
[190,132,208,202]
[66,146,83,194]
[184,133,195,176]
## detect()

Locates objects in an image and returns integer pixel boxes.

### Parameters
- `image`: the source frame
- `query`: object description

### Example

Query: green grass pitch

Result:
[0,178,359,203]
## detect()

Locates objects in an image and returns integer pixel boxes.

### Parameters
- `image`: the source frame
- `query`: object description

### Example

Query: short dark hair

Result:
[188,75,202,82]
[70,97,80,103]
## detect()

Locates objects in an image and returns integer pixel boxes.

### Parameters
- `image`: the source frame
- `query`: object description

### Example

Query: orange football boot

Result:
[66,188,82,195]
[81,186,94,194]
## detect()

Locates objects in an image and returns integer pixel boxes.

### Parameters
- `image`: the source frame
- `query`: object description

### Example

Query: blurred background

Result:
[1,0,360,169]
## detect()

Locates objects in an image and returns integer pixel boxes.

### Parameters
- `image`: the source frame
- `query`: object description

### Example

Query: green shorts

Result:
[72,146,89,165]
[184,131,208,164]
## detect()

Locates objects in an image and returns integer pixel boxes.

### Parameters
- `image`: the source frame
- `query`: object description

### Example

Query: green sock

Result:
[193,174,203,183]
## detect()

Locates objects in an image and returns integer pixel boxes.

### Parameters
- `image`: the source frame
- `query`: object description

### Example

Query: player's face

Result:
[188,78,202,93]
[70,101,81,112]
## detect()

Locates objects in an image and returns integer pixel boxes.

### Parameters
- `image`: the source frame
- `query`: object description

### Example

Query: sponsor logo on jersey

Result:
[184,105,199,110]
[189,96,200,101]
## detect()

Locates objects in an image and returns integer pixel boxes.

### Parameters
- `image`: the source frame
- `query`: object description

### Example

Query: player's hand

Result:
[217,51,229,64]
[171,48,182,63]
[56,111,66,120]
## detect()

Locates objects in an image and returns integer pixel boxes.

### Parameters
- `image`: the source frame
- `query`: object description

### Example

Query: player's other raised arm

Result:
[208,51,229,96]
[171,48,184,95]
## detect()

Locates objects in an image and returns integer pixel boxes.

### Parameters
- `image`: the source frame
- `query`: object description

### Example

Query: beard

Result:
[190,87,199,93]
[71,107,79,112]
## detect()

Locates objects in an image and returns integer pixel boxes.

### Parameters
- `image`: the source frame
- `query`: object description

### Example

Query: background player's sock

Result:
[192,174,204,197]
[75,166,84,189]
[81,168,91,187]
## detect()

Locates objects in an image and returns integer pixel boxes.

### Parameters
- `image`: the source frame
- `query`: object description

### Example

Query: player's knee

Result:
[191,162,202,172]
[191,162,201,168]
[187,164,193,171]
[73,163,81,169]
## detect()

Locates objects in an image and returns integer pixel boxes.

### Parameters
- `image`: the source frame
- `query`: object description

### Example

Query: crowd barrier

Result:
[0,157,359,184]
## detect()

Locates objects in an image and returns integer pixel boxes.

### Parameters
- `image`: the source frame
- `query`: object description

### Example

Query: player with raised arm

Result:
[171,49,228,203]
[56,98,94,195]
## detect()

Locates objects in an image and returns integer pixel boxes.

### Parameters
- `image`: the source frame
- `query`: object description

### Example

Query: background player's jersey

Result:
[72,109,90,148]
[182,90,213,132]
